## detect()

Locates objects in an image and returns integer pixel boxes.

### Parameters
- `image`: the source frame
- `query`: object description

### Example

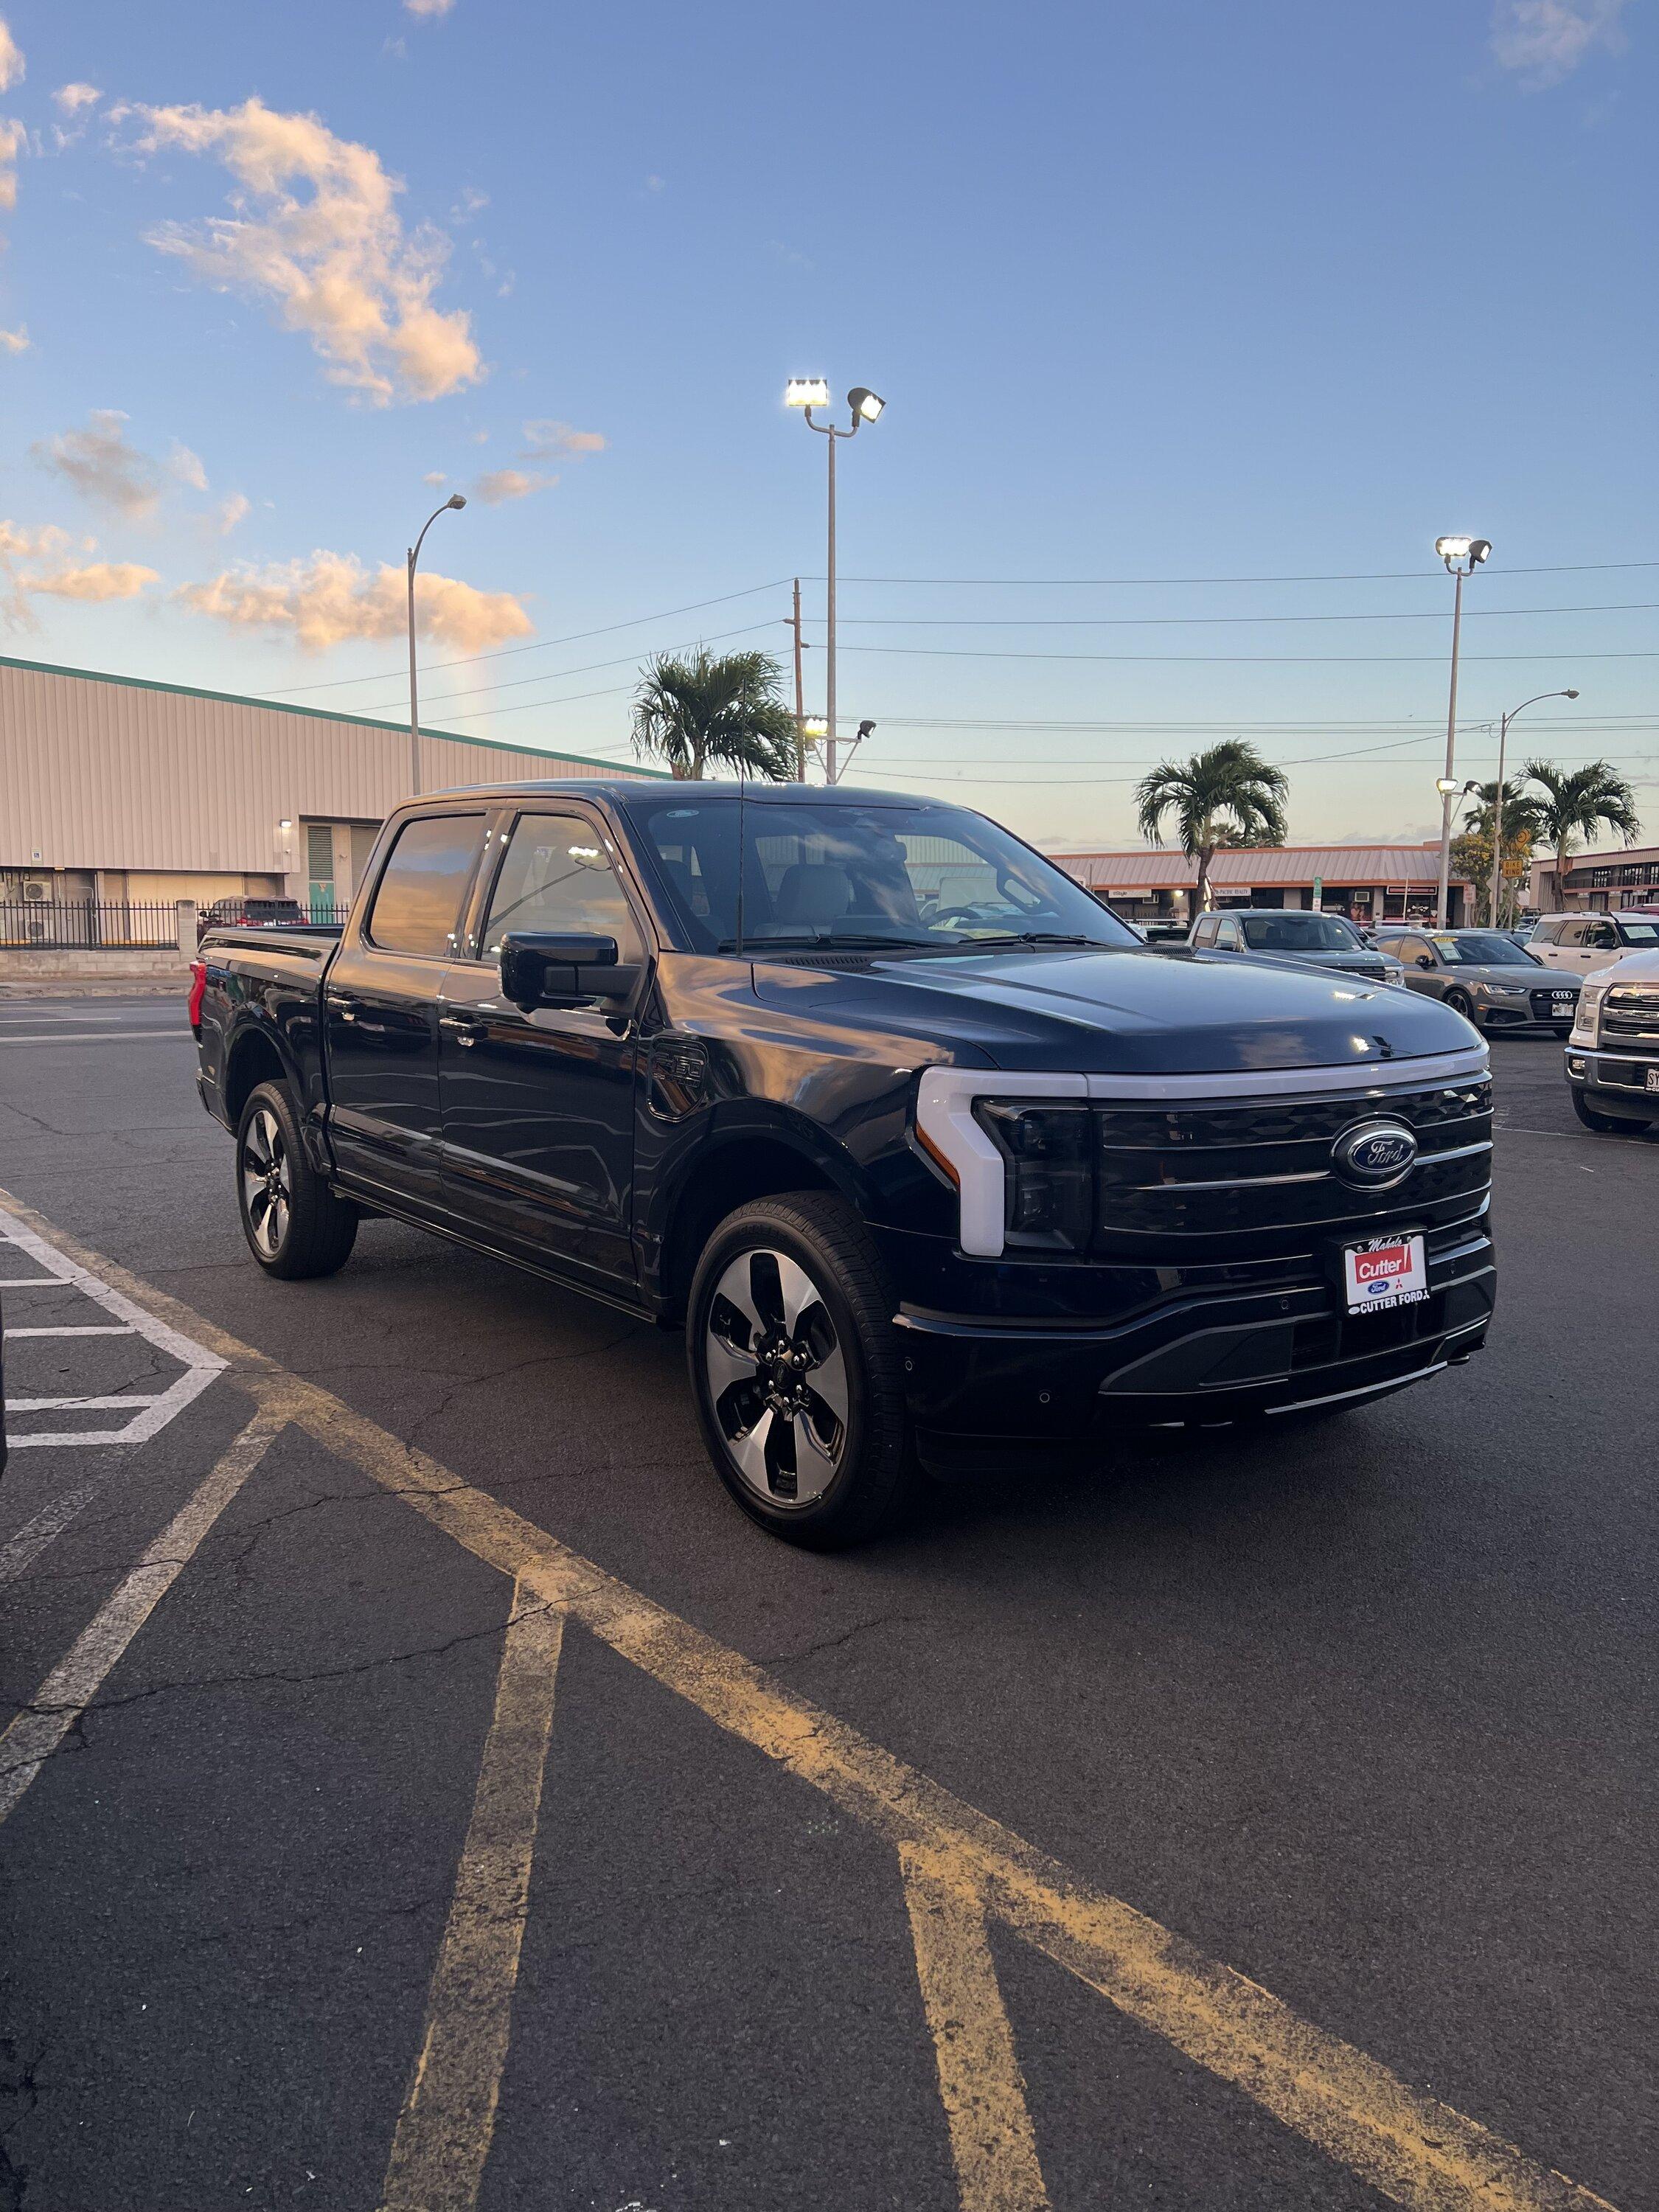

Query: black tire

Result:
[1443,987,1477,1023]
[686,1191,917,1548]
[1571,1085,1653,1136]
[235,1079,359,1279]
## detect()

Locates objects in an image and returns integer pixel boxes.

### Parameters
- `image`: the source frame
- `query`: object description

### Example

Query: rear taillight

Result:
[188,959,207,1029]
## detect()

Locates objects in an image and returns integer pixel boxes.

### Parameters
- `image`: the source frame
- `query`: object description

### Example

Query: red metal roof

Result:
[1051,845,1470,889]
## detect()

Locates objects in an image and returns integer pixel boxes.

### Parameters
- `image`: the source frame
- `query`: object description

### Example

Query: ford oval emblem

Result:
[1332,1119,1419,1187]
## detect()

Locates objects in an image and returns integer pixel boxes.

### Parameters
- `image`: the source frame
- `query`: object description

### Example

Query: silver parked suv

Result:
[1376,928,1580,1035]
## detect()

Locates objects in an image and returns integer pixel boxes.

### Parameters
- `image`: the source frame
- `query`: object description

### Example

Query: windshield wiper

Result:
[717,932,938,953]
[948,931,1117,950]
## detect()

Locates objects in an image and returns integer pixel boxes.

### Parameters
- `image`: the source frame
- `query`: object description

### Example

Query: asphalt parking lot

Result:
[0,993,1653,2212]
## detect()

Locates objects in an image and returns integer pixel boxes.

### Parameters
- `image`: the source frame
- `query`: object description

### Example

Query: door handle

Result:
[439,1015,485,1048]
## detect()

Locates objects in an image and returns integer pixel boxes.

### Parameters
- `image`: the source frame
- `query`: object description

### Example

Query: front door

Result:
[438,808,647,1288]
[324,811,487,1211]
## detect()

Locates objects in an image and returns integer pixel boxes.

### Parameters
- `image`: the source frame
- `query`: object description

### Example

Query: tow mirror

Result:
[498,932,639,1011]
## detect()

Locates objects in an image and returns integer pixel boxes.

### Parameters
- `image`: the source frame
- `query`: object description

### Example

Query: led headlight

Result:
[1571,980,1607,1046]
[973,1101,1095,1253]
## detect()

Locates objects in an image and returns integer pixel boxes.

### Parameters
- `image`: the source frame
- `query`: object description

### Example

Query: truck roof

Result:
[400,779,945,807]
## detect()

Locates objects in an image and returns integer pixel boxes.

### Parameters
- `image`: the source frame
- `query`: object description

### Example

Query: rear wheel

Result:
[687,1192,917,1548]
[1571,1086,1653,1136]
[236,1079,358,1279]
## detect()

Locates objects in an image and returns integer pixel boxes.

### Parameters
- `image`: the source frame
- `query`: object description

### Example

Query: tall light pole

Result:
[1433,535,1491,925]
[1489,687,1579,928]
[407,493,467,796]
[785,380,885,784]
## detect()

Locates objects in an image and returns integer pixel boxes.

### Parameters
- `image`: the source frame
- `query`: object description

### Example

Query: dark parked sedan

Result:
[1376,928,1580,1034]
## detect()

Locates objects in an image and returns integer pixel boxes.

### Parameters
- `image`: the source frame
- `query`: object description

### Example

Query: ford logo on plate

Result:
[1332,1119,1419,1187]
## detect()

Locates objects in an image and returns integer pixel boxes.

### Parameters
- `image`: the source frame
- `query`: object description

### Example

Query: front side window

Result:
[482,813,644,963]
[366,814,484,959]
[1238,911,1362,953]
[1583,922,1619,949]
[623,797,1138,956]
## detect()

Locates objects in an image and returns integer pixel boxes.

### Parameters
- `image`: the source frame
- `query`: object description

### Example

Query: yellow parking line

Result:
[0,1186,1621,2212]
[379,1581,564,2212]
[0,1405,284,1826]
[901,1843,1050,2211]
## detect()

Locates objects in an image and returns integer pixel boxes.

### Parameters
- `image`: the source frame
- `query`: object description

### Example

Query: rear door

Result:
[323,811,487,1210]
[437,806,650,1288]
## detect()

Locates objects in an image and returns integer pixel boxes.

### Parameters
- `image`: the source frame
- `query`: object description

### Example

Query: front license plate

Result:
[1646,1068,1659,1094]
[1343,1232,1428,1314]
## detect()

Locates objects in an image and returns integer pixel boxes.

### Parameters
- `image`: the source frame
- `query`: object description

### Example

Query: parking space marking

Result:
[0,1031,189,1045]
[0,1208,226,1447]
[0,1482,99,1590]
[379,1581,565,2212]
[901,1843,1050,2211]
[0,1405,284,1826]
[0,1186,1622,2212]
[4,1325,139,1338]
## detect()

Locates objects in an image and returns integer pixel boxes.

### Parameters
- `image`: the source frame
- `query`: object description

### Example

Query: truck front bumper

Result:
[894,1217,1494,1469]
[1565,1045,1659,1120]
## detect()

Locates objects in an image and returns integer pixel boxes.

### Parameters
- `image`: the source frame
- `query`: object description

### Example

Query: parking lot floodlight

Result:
[446,493,467,511]
[803,717,828,737]
[1436,777,1461,796]
[786,378,831,408]
[1435,535,1492,570]
[847,386,886,422]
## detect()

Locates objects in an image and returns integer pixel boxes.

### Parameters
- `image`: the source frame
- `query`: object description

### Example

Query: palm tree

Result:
[1456,779,1543,925]
[1520,759,1641,911]
[631,647,799,782]
[1134,740,1290,914]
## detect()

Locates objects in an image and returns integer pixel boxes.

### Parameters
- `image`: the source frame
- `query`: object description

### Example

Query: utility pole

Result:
[786,578,807,781]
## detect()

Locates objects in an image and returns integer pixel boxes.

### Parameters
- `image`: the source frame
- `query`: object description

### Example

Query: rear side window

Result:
[366,814,484,957]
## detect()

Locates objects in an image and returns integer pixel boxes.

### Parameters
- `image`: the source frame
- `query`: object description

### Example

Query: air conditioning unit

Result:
[22,879,51,903]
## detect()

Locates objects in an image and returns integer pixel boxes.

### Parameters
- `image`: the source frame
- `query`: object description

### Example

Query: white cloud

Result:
[0,114,24,215]
[30,560,159,602]
[405,0,456,15]
[1491,0,1628,83]
[0,19,22,94]
[32,410,175,517]
[175,549,532,653]
[122,97,482,405]
[54,82,101,114]
[215,492,250,535]
[422,470,448,486]
[170,443,209,492]
[519,419,606,460]
[473,467,552,504]
[0,324,27,354]
[1,518,159,624]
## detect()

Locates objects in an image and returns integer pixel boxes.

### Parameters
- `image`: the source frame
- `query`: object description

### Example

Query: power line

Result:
[832,560,1659,586]
[841,644,1659,665]
[348,620,782,717]
[833,601,1659,628]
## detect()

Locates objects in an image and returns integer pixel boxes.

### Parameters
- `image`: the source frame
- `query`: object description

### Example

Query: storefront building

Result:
[1049,844,1473,927]
[1527,844,1659,914]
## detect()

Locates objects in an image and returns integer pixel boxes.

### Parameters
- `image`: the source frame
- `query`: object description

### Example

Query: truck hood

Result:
[751,944,1472,1076]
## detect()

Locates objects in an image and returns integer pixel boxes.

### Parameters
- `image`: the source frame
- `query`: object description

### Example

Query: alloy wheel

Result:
[240,1107,291,1259]
[703,1246,849,1505]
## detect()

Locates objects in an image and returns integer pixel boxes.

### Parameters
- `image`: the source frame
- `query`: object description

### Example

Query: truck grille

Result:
[1092,1077,1492,1256]
[1602,986,1659,1041]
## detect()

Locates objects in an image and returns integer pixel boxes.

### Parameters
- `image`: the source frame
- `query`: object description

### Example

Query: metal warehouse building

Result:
[1,652,646,926]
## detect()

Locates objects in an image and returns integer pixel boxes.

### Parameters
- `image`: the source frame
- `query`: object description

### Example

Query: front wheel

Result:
[236,1080,359,1279]
[686,1192,917,1548]
[1571,1086,1653,1136]
[1443,987,1477,1023]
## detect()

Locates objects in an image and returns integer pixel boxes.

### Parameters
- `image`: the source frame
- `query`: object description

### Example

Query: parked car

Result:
[1374,928,1579,1034]
[193,782,1494,1546]
[201,897,310,931]
[1137,919,1191,945]
[1527,911,1659,975]
[1187,908,1406,988]
[1565,947,1659,1133]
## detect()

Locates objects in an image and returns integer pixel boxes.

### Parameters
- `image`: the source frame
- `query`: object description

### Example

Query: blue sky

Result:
[1,0,1655,849]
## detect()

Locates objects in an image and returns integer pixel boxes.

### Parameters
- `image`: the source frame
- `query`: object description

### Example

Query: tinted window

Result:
[482,813,644,961]
[1239,911,1362,951]
[366,814,484,957]
[625,796,1136,955]
[1432,932,1538,967]
[1584,920,1620,948]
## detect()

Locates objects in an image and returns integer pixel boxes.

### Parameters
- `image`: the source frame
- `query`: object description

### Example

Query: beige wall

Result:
[1,655,650,874]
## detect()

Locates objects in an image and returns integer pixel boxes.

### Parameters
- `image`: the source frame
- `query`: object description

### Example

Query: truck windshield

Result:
[625,796,1138,956]
[1238,913,1363,952]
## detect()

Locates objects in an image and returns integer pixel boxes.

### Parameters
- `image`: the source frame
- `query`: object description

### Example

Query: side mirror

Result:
[499,931,639,1011]
[1415,953,1434,970]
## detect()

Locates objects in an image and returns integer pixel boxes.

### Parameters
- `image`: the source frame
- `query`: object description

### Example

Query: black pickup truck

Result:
[192,781,1495,1545]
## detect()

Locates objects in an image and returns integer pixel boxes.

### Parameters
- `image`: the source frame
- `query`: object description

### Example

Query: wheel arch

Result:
[223,1019,293,1127]
[654,1116,868,1323]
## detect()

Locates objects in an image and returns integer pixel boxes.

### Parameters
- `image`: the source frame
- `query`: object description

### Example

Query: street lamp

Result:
[1433,535,1491,925]
[408,493,467,796]
[1489,688,1579,927]
[787,380,886,784]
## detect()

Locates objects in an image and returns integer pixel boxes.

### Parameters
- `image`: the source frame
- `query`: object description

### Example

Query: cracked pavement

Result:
[0,994,1654,2211]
